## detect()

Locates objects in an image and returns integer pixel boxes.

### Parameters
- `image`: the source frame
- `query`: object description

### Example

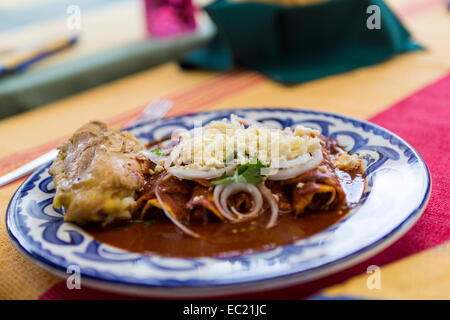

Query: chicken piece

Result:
[49,121,150,224]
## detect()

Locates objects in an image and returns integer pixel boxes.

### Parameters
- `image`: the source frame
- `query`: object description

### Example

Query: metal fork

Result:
[0,98,173,187]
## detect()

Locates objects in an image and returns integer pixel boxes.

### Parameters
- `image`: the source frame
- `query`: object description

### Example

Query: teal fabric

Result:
[180,0,423,84]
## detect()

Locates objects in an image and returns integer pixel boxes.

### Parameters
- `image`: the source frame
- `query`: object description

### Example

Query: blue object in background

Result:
[0,35,78,76]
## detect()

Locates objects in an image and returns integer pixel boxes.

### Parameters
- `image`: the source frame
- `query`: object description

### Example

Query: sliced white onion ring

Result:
[169,167,226,180]
[168,164,237,180]
[155,176,200,238]
[139,149,165,165]
[220,183,263,221]
[257,183,279,229]
[213,183,264,223]
[213,184,238,222]
[268,148,323,181]
[164,146,181,169]
[277,152,311,168]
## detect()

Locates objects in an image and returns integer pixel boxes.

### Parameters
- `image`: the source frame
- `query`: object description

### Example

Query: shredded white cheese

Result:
[156,116,322,171]
[334,154,361,171]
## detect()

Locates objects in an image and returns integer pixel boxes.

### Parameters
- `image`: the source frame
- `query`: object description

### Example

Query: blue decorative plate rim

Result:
[6,108,431,296]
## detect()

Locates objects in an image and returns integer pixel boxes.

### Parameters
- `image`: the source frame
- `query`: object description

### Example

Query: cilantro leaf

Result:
[239,160,267,184]
[150,148,164,156]
[212,160,267,185]
[144,219,156,228]
[113,219,145,231]
[211,171,234,185]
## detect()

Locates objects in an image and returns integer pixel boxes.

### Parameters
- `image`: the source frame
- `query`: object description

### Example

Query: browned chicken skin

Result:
[49,121,150,224]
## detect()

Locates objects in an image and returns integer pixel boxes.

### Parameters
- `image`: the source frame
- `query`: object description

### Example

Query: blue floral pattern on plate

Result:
[6,108,430,297]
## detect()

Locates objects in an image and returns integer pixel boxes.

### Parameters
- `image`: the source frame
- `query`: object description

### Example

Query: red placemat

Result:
[39,73,450,300]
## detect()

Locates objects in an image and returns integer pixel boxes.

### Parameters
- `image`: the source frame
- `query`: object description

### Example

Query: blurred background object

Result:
[0,0,213,120]
[144,0,197,37]
[0,0,437,120]
[231,0,328,4]
[0,34,78,76]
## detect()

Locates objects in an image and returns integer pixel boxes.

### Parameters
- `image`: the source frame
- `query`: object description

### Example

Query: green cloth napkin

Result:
[180,0,423,84]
